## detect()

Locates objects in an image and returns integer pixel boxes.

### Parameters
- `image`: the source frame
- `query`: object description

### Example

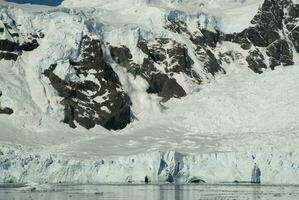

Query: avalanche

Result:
[1,63,299,184]
[0,0,299,185]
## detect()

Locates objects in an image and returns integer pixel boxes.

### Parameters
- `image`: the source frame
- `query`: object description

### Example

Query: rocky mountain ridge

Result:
[0,0,298,130]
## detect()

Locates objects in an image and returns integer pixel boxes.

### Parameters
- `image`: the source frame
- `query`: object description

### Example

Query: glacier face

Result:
[0,0,299,184]
[1,62,299,184]
[1,144,299,184]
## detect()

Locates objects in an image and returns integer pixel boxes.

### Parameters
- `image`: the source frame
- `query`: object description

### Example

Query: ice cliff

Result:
[0,0,298,184]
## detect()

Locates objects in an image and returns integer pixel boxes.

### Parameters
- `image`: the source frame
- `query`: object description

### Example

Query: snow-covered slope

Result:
[1,63,299,184]
[61,0,263,32]
[0,0,299,184]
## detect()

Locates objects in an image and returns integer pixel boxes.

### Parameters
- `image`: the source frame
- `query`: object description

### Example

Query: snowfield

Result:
[0,0,299,185]
[1,64,299,184]
[61,0,264,33]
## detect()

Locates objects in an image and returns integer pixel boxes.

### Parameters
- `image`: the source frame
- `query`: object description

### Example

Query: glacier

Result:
[0,0,299,185]
[0,143,298,184]
[1,63,299,184]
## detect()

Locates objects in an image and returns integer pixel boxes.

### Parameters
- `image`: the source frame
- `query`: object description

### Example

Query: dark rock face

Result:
[0,92,13,115]
[0,52,18,61]
[138,38,199,82]
[44,36,132,130]
[246,50,267,73]
[18,39,39,51]
[239,0,290,47]
[266,39,294,69]
[0,107,14,115]
[0,39,18,52]
[200,49,224,76]
[288,4,299,18]
[108,0,298,107]
[223,31,252,50]
[248,0,284,47]
[0,37,39,53]
[286,3,299,53]
[165,39,195,76]
[147,73,186,102]
[166,20,225,76]
[109,45,133,67]
[109,38,192,101]
[289,26,299,53]
[224,0,296,70]
[0,20,40,61]
[1,0,298,131]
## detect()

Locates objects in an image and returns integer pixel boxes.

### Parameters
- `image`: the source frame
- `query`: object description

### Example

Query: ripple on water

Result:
[0,184,299,200]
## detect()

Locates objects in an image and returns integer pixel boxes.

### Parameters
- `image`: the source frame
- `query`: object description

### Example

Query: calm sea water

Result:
[0,184,299,200]
[4,0,62,6]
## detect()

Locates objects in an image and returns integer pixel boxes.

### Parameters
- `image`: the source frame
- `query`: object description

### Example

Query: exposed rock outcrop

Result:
[0,52,18,61]
[224,0,296,70]
[44,36,132,130]
[147,73,186,102]
[109,38,200,101]
[1,0,298,131]
[0,20,40,61]
[0,107,13,115]
[105,0,298,130]
[267,39,294,69]
[246,50,267,73]
[166,20,226,76]
[0,92,13,115]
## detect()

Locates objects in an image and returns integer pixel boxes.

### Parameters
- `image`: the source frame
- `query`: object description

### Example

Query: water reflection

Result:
[0,184,298,200]
[252,185,262,200]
